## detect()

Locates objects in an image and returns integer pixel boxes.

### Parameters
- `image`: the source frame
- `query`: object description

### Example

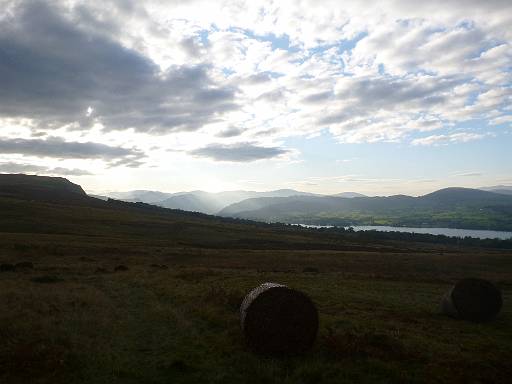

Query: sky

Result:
[0,0,511,196]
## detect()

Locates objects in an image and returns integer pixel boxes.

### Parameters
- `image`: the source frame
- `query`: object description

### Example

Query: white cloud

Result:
[412,132,487,146]
[188,142,292,162]
[490,115,512,125]
[1,0,511,174]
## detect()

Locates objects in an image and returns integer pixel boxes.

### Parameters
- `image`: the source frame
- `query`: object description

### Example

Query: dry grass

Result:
[0,244,511,383]
[0,195,511,383]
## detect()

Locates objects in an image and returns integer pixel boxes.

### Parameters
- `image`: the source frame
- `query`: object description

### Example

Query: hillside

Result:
[0,173,87,202]
[331,192,367,198]
[219,187,512,230]
[107,190,175,204]
[0,174,376,251]
[1,175,512,384]
[0,177,512,384]
[105,188,318,214]
[2,175,510,250]
[480,185,512,196]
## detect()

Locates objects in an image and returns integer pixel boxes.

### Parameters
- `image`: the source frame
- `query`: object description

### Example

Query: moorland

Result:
[0,174,511,383]
[104,186,512,231]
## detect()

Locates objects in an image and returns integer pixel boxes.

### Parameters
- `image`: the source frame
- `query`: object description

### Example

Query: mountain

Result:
[331,192,366,198]
[107,188,317,214]
[3,174,512,232]
[219,187,512,230]
[480,185,512,196]
[157,192,224,214]
[219,194,420,219]
[421,187,511,205]
[0,173,387,251]
[0,173,87,202]
[105,190,173,203]
[88,194,109,201]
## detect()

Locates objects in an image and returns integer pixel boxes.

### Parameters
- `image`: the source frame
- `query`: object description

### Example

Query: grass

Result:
[0,195,511,383]
[1,236,511,383]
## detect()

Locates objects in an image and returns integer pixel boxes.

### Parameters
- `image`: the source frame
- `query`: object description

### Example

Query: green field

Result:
[1,195,511,383]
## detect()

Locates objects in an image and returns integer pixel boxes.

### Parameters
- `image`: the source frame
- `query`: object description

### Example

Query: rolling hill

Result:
[0,173,87,202]
[1,175,511,384]
[331,192,367,198]
[0,173,417,251]
[480,185,512,196]
[219,187,512,230]
[106,190,175,204]
[104,188,318,215]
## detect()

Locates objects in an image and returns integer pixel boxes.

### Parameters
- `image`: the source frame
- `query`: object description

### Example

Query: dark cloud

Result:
[257,89,286,102]
[0,137,144,165]
[318,75,461,126]
[180,36,204,58]
[216,126,245,138]
[343,76,458,107]
[0,1,238,133]
[318,112,351,126]
[245,72,274,84]
[0,162,92,176]
[302,91,332,104]
[254,128,279,137]
[189,142,290,162]
[31,131,48,138]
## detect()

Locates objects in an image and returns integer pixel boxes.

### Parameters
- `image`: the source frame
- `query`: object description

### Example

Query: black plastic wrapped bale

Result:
[441,278,502,322]
[240,282,318,355]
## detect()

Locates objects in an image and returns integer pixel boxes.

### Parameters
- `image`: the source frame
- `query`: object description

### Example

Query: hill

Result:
[106,190,174,203]
[219,187,512,230]
[1,174,512,383]
[0,173,87,202]
[331,192,367,198]
[0,174,366,250]
[480,185,512,196]
[106,188,318,214]
[1,174,512,384]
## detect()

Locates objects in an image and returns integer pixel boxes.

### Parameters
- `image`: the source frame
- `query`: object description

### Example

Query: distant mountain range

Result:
[104,189,325,215]
[96,184,512,230]
[1,174,511,231]
[218,187,512,230]
[479,185,512,196]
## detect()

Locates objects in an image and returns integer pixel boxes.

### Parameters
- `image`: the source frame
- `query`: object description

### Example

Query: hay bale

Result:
[150,264,168,270]
[0,263,15,272]
[15,262,34,270]
[30,275,63,284]
[441,278,502,322]
[240,282,318,355]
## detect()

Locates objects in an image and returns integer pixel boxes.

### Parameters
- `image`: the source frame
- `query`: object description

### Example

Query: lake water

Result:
[296,224,512,240]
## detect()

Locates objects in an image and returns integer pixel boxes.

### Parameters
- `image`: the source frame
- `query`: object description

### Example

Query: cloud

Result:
[215,126,246,138]
[0,0,510,170]
[0,1,237,134]
[0,137,144,165]
[412,132,487,146]
[189,142,291,162]
[490,115,512,125]
[336,158,358,164]
[0,162,92,176]
[454,172,483,177]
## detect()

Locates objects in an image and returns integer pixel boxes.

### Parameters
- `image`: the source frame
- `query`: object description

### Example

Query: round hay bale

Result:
[441,278,502,322]
[240,282,318,355]
[0,263,15,272]
[15,262,34,270]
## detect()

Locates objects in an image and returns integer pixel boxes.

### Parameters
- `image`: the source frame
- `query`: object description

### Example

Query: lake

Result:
[296,224,512,240]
